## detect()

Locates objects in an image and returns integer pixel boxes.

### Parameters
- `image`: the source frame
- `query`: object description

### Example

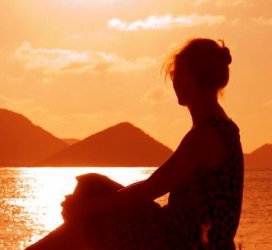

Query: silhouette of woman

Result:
[27,38,244,250]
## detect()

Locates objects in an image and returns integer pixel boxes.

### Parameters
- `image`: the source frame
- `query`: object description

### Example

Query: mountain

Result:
[244,143,272,170]
[62,138,80,146]
[40,122,173,167]
[0,109,68,166]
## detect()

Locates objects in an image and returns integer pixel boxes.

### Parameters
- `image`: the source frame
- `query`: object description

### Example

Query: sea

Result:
[0,167,271,250]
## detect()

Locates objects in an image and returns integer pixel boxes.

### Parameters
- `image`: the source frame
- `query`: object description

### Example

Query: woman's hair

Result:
[163,38,232,91]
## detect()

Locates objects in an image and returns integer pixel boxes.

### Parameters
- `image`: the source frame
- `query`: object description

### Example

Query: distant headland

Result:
[244,144,272,170]
[0,108,68,166]
[0,109,172,167]
[39,122,173,167]
[0,108,271,169]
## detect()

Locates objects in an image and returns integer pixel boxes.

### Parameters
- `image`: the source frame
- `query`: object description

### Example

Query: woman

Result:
[61,38,244,249]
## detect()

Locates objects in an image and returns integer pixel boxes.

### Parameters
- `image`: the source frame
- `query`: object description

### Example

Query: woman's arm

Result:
[80,132,200,215]
[145,124,226,196]
[62,179,159,220]
[62,124,225,218]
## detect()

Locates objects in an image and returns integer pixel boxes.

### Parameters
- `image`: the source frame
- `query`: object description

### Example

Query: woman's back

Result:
[163,116,244,249]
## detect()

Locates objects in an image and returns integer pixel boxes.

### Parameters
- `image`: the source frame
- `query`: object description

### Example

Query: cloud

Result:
[193,0,210,5]
[108,14,226,31]
[142,86,172,105]
[0,95,9,106]
[193,0,251,7]
[216,0,245,6]
[14,41,157,74]
[230,18,240,26]
[42,78,53,83]
[253,17,272,26]
[47,110,128,139]
[70,34,82,40]
[0,95,48,118]
[192,0,253,7]
[15,41,89,73]
[263,99,272,107]
[109,57,157,72]
[6,77,24,83]
[0,95,33,109]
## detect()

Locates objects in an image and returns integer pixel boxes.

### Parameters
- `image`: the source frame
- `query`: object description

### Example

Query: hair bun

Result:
[221,47,232,65]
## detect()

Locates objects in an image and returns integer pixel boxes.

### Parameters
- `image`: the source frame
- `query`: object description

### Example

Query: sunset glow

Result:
[0,0,271,153]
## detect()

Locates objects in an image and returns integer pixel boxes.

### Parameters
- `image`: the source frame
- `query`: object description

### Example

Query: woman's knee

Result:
[73,173,124,198]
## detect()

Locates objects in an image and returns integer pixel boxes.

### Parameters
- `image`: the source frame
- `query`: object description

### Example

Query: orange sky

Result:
[0,0,272,153]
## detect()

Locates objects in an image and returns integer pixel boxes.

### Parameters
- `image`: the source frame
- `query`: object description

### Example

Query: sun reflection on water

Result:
[1,168,272,249]
[5,167,156,247]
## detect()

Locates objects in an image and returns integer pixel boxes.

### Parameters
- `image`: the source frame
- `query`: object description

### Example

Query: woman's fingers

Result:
[61,194,74,207]
[60,194,87,222]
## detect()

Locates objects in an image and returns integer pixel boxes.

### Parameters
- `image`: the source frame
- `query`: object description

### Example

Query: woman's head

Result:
[164,38,232,105]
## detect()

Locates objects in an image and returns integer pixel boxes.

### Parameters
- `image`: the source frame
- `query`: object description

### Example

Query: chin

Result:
[177,98,188,106]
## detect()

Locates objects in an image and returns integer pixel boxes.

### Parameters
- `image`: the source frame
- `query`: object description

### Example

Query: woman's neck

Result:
[188,96,227,128]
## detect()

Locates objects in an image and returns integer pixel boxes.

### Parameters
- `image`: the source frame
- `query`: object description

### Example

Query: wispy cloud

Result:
[142,86,172,105]
[216,0,245,6]
[194,0,250,7]
[0,95,48,119]
[193,0,210,5]
[15,41,89,73]
[109,57,157,72]
[47,110,128,139]
[230,18,240,26]
[6,77,24,83]
[14,41,157,74]
[108,14,226,31]
[0,95,10,106]
[253,17,272,26]
[0,95,33,108]
[263,99,272,107]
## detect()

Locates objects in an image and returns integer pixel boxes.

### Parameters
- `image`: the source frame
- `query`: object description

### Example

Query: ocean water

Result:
[0,167,271,250]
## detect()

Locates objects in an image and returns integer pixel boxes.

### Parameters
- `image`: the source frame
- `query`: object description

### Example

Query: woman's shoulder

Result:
[175,116,241,170]
[188,116,238,169]
[190,116,240,141]
[206,116,240,134]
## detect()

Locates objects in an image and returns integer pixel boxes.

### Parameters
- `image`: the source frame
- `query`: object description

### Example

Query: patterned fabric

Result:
[101,117,244,250]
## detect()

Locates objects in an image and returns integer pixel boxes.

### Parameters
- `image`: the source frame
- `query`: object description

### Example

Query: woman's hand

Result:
[61,195,86,222]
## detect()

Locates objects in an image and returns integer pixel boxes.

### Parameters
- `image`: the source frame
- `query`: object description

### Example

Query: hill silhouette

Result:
[62,138,80,145]
[1,108,271,168]
[244,143,272,169]
[40,122,173,167]
[0,109,68,166]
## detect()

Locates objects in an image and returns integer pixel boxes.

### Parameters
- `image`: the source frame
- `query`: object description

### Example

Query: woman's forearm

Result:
[83,180,159,215]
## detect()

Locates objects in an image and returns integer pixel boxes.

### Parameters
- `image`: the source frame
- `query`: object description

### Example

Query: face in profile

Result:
[171,64,197,107]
